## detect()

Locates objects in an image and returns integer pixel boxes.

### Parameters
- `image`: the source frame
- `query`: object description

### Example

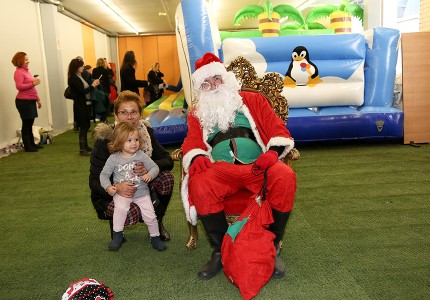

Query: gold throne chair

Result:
[171,56,300,250]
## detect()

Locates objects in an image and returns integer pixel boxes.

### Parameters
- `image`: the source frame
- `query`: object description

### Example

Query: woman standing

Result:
[67,58,100,156]
[12,52,43,152]
[120,51,149,95]
[147,62,167,104]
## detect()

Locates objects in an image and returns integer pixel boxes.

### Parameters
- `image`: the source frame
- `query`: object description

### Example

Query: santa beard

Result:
[194,76,243,133]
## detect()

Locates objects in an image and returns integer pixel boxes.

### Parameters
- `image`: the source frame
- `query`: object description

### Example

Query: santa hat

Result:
[192,52,228,88]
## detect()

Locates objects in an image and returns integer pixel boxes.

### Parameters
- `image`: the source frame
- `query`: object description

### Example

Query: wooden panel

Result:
[81,24,96,67]
[402,32,430,144]
[158,35,176,95]
[141,36,158,80]
[117,35,181,99]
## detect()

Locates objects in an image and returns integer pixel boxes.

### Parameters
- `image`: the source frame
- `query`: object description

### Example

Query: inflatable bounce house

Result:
[143,90,187,145]
[175,0,403,142]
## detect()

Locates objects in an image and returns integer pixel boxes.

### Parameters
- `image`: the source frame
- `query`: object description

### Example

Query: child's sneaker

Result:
[150,236,167,251]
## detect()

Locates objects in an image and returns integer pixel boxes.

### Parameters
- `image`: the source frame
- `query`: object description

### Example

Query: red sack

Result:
[221,199,276,300]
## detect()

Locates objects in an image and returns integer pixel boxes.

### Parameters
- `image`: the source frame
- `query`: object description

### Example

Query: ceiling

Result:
[47,0,352,36]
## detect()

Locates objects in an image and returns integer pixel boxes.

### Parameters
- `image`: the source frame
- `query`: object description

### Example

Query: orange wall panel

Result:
[118,34,181,98]
[81,24,96,67]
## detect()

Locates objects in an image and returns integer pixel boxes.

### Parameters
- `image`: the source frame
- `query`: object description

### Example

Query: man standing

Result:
[181,52,297,280]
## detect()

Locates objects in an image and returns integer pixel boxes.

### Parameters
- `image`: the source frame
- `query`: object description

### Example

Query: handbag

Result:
[64,86,74,100]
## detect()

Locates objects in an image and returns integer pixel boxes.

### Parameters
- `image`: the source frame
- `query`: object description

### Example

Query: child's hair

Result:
[108,122,143,153]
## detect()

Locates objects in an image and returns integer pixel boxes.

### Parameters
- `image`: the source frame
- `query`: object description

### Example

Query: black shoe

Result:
[25,147,38,152]
[80,149,90,156]
[32,144,44,149]
[150,236,167,251]
[108,231,125,251]
[85,145,92,152]
[159,223,171,241]
[272,245,285,279]
[198,251,222,280]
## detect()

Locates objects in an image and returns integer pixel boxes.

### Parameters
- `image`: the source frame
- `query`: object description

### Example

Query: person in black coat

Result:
[120,51,149,95]
[67,58,100,156]
[147,62,167,104]
[89,91,174,241]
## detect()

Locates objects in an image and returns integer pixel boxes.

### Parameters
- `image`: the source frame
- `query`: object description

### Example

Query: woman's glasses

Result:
[117,110,140,117]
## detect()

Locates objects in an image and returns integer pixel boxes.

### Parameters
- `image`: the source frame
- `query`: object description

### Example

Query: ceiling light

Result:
[158,12,167,16]
[95,0,140,34]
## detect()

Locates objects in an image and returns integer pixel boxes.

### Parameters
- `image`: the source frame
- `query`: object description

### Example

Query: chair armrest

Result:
[171,148,183,161]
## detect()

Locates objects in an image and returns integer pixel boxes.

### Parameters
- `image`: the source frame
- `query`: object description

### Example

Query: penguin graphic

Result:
[284,46,322,87]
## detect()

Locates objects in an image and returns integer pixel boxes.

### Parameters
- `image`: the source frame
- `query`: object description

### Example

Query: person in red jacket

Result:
[181,52,297,280]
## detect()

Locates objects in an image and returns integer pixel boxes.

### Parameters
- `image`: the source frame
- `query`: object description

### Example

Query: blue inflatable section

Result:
[178,0,402,142]
[145,108,188,145]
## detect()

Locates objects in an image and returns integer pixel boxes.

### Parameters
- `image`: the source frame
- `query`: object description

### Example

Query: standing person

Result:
[181,52,297,280]
[90,91,174,241]
[119,51,150,95]
[92,58,112,96]
[72,57,91,131]
[11,51,43,152]
[67,58,100,156]
[100,122,166,252]
[147,62,167,104]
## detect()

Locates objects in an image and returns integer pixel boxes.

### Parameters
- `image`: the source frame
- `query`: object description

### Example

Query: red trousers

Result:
[188,161,296,216]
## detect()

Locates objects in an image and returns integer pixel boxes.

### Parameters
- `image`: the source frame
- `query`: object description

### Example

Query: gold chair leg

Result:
[185,222,198,251]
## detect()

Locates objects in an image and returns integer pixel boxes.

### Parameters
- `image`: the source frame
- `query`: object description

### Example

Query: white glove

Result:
[158,83,165,89]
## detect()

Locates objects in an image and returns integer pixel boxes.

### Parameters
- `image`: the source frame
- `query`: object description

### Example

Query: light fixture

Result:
[96,0,140,34]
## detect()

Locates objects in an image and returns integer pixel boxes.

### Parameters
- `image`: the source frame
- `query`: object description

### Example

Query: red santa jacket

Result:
[182,90,294,171]
[180,90,295,225]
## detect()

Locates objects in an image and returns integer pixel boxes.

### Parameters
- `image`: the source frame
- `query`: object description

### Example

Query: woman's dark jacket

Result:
[120,64,149,95]
[92,66,113,94]
[68,74,94,119]
[89,122,174,219]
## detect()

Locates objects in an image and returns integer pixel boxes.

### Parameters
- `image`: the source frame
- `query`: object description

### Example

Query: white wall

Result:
[1,0,49,149]
[0,0,114,149]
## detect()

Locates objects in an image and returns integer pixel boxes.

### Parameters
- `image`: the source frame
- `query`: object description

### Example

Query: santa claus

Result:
[182,52,297,280]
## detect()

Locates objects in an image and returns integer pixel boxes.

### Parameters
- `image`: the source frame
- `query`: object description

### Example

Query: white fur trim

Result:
[267,137,295,159]
[192,62,227,89]
[182,148,211,172]
[180,174,198,225]
[240,104,267,151]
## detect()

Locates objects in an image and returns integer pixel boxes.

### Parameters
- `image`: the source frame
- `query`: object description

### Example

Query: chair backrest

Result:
[226,56,289,123]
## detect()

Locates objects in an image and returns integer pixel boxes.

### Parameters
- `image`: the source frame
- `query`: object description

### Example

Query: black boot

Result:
[22,135,38,152]
[79,137,90,156]
[268,209,291,279]
[108,231,125,250]
[198,211,228,280]
[30,134,43,149]
[152,192,171,241]
[150,236,167,251]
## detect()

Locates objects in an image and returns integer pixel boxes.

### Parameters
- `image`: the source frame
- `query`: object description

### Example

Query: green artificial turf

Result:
[0,130,429,299]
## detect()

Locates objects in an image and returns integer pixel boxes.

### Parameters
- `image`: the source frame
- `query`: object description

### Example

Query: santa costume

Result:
[182,52,297,280]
